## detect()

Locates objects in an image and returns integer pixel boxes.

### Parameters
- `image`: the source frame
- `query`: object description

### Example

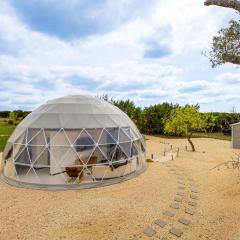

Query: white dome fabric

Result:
[1,95,146,189]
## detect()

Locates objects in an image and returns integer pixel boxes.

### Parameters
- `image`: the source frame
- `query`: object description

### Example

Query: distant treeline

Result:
[1,99,239,135]
[101,96,238,135]
[0,110,31,125]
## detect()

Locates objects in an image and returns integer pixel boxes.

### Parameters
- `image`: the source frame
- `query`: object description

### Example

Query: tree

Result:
[204,0,240,11]
[9,112,18,125]
[204,113,219,135]
[0,111,10,118]
[204,0,240,67]
[164,106,206,152]
[206,18,240,67]
[112,99,143,131]
[142,103,176,134]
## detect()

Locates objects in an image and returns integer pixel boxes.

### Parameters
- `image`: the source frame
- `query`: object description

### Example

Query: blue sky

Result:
[0,0,239,112]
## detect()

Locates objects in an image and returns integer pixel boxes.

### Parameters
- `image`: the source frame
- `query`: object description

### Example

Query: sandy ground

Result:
[0,136,240,240]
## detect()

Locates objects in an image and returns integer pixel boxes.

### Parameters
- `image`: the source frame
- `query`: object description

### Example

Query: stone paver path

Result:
[132,160,201,239]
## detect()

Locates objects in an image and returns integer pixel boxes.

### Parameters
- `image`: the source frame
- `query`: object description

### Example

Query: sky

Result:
[0,0,239,112]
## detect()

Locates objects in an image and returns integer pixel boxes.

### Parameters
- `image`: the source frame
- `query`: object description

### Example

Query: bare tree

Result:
[204,0,240,11]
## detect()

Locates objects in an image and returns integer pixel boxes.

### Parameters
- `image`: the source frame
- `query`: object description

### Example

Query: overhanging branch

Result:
[204,0,240,11]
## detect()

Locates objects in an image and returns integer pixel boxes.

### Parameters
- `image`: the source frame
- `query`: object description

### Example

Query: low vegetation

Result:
[0,100,236,152]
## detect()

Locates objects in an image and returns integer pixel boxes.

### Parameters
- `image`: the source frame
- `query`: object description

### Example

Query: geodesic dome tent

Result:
[1,95,146,189]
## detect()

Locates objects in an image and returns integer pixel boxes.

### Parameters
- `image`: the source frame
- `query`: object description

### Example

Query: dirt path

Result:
[0,137,240,240]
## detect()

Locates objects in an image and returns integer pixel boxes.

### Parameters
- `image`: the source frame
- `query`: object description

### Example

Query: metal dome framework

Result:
[1,96,146,189]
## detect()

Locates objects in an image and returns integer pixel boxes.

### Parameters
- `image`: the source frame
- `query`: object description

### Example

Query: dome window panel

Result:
[105,128,119,142]
[74,130,95,146]
[119,128,131,142]
[98,129,116,145]
[65,129,83,145]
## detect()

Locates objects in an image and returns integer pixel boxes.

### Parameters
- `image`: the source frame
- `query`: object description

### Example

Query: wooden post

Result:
[151,153,153,159]
[185,145,187,151]
[171,155,174,160]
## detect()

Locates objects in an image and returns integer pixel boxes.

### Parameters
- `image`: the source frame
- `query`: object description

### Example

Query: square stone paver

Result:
[185,207,194,215]
[170,202,180,209]
[174,196,183,202]
[176,191,184,196]
[178,217,191,225]
[154,219,167,228]
[169,227,183,237]
[188,200,197,207]
[191,187,199,193]
[143,227,156,237]
[163,210,174,217]
[190,194,199,200]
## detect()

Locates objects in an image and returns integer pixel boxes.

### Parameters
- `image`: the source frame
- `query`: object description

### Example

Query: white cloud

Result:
[0,0,238,111]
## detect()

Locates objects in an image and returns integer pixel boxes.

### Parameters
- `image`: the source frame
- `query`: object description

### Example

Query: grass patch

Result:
[150,132,231,141]
[192,132,231,141]
[0,125,16,135]
[0,136,9,151]
[0,118,16,151]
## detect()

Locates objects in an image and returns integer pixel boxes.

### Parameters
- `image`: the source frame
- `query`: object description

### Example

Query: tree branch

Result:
[204,0,240,11]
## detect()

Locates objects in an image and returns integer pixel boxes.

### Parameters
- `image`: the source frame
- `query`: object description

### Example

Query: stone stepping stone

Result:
[178,217,191,225]
[163,210,174,217]
[190,194,199,200]
[174,196,183,202]
[169,227,183,237]
[176,191,184,196]
[170,202,180,209]
[178,186,185,190]
[185,207,194,215]
[154,219,167,228]
[143,226,156,237]
[188,200,197,207]
[190,187,199,193]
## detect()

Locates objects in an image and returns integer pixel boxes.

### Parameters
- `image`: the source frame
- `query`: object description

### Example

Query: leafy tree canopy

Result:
[164,106,206,151]
[206,16,240,67]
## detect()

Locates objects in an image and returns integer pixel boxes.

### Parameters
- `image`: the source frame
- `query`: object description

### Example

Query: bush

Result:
[7,120,14,125]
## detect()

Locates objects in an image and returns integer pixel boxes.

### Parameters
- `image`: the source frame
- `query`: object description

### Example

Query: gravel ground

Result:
[0,136,240,240]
